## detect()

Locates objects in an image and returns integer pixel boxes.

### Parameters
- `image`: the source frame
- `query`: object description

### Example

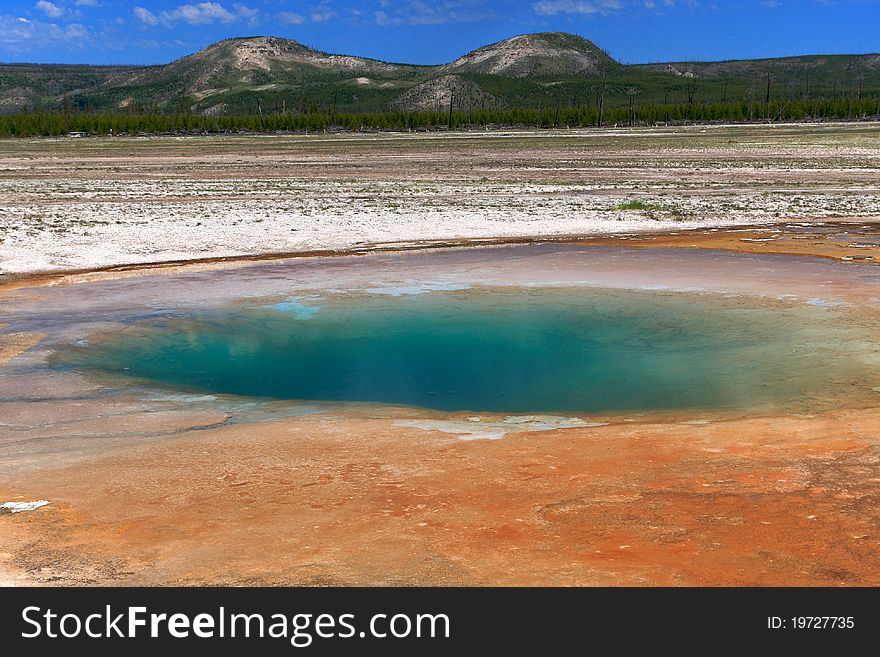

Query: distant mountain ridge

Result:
[1,32,878,116]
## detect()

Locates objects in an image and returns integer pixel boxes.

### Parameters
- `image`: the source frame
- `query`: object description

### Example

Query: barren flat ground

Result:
[1,122,879,274]
[1,124,880,587]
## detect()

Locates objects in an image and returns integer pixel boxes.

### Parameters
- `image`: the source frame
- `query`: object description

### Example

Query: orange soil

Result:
[2,228,879,586]
[2,407,879,586]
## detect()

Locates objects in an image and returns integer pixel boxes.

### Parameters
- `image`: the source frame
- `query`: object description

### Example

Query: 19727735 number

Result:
[768,616,855,630]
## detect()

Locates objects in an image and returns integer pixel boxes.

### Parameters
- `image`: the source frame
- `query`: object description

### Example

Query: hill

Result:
[2,32,879,117]
[441,33,616,78]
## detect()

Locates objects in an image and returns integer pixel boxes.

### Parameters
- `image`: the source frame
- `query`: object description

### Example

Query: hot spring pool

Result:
[55,286,880,414]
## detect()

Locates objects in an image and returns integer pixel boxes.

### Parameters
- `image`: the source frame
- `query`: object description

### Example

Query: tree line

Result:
[1,96,879,137]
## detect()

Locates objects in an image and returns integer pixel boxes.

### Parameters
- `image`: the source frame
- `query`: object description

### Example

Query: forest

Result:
[1,96,878,137]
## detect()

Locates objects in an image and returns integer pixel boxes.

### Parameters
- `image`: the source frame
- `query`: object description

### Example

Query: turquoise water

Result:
[56,288,876,414]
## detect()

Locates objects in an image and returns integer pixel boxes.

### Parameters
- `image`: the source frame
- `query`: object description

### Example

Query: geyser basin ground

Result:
[3,240,880,586]
[58,287,880,415]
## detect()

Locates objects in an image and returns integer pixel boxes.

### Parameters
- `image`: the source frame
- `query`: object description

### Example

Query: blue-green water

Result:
[56,288,874,414]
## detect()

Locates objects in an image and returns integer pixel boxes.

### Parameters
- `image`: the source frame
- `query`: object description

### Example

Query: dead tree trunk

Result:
[749,82,755,122]
[63,92,70,134]
[447,88,455,130]
[858,76,864,117]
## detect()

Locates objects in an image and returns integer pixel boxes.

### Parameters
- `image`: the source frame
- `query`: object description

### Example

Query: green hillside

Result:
[1,32,879,128]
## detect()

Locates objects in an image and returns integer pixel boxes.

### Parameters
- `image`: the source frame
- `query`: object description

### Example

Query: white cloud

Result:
[35,1,64,19]
[234,3,260,26]
[134,2,260,28]
[279,11,306,25]
[0,14,92,51]
[658,0,700,8]
[64,22,88,38]
[375,1,491,26]
[160,3,237,26]
[310,10,337,22]
[277,3,335,25]
[133,6,159,26]
[309,1,337,22]
[533,1,623,16]
[533,0,700,16]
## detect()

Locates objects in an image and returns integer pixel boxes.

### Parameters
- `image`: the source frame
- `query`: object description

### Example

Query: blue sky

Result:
[1,1,878,65]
